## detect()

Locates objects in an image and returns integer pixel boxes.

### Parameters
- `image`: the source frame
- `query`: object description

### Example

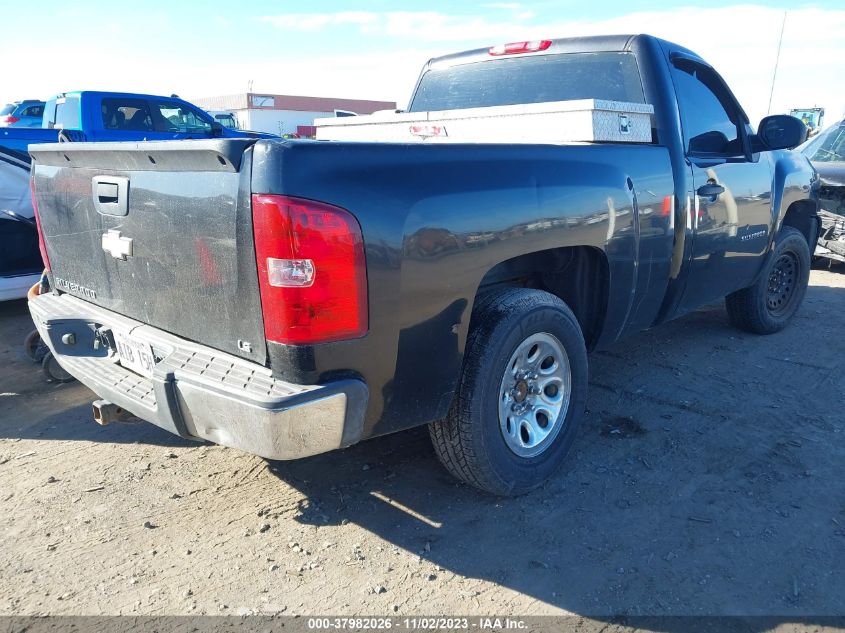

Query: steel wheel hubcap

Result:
[498,332,571,458]
[766,252,798,315]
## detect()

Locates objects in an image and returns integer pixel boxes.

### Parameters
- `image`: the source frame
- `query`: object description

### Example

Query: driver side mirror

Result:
[210,121,224,138]
[752,115,808,151]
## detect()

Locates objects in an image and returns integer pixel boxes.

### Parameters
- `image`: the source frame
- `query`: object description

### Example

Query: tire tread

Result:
[725,226,810,335]
[429,288,585,494]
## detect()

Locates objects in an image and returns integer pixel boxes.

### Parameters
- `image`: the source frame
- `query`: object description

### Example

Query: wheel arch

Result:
[770,150,818,248]
[468,245,610,351]
[780,198,820,250]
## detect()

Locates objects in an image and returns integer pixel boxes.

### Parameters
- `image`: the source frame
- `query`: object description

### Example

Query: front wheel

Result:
[725,226,811,334]
[429,288,588,496]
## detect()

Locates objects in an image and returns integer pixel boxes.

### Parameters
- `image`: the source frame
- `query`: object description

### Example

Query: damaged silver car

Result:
[801,120,845,265]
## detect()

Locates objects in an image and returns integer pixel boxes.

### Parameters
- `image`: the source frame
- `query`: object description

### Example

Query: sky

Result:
[2,1,844,126]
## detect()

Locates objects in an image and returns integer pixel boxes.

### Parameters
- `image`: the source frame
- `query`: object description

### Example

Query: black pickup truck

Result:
[28,34,817,495]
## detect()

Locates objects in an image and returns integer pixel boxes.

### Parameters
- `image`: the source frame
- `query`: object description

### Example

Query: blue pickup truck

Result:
[0,91,276,300]
[0,90,274,154]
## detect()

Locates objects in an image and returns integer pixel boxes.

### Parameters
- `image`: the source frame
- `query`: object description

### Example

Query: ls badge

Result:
[102,229,133,260]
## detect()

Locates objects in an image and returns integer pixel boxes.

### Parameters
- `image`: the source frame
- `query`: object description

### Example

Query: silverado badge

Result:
[102,229,133,260]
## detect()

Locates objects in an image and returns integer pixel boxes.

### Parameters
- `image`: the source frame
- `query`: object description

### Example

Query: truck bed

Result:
[30,136,675,437]
[1,127,60,155]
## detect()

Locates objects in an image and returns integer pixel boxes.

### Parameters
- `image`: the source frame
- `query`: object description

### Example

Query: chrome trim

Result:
[669,195,675,231]
[694,195,700,231]
[686,195,693,232]
[28,292,367,460]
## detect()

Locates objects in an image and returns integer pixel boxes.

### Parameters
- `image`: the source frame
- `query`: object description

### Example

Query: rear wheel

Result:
[725,226,810,334]
[429,288,588,496]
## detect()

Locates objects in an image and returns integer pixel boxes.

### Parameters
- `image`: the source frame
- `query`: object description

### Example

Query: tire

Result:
[725,226,811,335]
[429,288,588,496]
[24,330,42,362]
[41,352,76,384]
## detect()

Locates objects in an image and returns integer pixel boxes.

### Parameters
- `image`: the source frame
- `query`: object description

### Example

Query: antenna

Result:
[766,11,787,116]
[248,79,254,93]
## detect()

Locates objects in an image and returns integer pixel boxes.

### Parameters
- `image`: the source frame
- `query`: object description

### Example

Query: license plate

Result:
[114,330,155,378]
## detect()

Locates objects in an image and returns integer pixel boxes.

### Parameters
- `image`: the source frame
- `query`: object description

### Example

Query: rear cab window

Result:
[409,52,646,112]
[46,96,81,130]
[1,104,16,116]
[21,104,44,118]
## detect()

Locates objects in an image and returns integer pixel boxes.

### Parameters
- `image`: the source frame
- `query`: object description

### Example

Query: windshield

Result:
[801,122,845,162]
[215,114,237,128]
[1,104,16,116]
[409,52,645,112]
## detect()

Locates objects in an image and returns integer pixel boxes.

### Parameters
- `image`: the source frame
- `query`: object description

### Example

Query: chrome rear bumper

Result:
[28,291,367,460]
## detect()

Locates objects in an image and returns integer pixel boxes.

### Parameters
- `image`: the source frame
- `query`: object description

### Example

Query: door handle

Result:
[92,176,129,216]
[696,183,725,198]
[97,182,119,203]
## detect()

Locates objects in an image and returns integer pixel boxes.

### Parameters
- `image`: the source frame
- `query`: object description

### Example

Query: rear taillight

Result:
[30,178,50,272]
[251,194,368,345]
[489,40,552,56]
[2,116,20,124]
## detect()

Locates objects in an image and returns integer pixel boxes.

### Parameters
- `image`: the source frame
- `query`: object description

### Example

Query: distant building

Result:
[192,93,397,137]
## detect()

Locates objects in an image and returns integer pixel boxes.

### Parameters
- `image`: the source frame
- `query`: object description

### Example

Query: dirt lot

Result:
[1,269,844,619]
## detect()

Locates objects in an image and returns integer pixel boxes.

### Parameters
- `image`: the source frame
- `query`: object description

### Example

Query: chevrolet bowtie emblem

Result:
[102,229,134,260]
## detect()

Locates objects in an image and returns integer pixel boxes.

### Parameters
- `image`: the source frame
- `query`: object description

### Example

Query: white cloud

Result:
[260,10,535,41]
[382,11,523,40]
[260,12,380,31]
[481,3,535,20]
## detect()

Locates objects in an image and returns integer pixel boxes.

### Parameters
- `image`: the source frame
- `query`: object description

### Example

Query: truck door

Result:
[98,97,160,142]
[147,100,216,140]
[670,57,774,311]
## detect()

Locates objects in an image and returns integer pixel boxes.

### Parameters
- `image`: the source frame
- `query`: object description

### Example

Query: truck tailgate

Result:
[29,139,267,364]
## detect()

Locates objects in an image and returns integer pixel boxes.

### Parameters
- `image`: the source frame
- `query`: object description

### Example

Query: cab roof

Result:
[425,34,702,71]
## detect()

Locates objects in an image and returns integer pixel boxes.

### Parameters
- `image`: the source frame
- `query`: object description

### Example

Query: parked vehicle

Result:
[0,148,41,300]
[790,107,825,137]
[801,120,845,264]
[208,111,240,129]
[0,102,55,300]
[28,35,817,495]
[0,92,277,155]
[0,92,280,298]
[0,100,45,128]
[42,91,276,141]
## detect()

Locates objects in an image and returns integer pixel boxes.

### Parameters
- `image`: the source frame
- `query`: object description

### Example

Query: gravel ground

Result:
[1,268,844,619]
